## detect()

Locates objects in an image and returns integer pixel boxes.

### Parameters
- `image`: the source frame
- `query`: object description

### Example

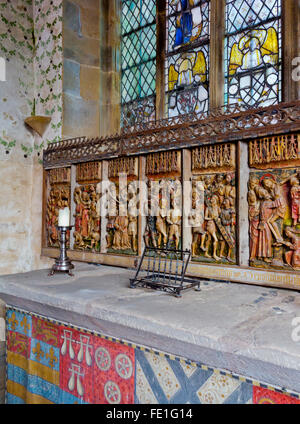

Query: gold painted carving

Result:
[48,167,71,185]
[144,178,182,251]
[145,151,181,177]
[108,157,138,180]
[106,158,139,255]
[76,162,102,184]
[192,144,236,174]
[249,134,300,169]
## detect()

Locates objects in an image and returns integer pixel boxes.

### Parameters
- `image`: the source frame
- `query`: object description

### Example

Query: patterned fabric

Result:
[253,387,300,404]
[5,307,300,404]
[6,309,134,404]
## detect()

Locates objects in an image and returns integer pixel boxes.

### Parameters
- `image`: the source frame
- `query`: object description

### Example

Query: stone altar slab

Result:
[0,262,300,394]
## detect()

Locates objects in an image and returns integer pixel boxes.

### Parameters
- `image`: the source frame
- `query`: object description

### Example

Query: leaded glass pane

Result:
[140,25,157,62]
[122,0,141,35]
[141,60,156,98]
[122,97,156,128]
[167,0,210,53]
[122,67,140,104]
[121,0,157,126]
[166,0,210,118]
[225,0,282,108]
[226,0,281,33]
[166,45,209,117]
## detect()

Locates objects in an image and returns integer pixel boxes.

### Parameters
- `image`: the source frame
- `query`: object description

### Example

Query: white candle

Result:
[58,207,70,227]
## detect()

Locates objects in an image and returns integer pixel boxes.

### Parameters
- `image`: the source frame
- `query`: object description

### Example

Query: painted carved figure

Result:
[290,176,300,227]
[203,195,221,261]
[191,172,236,263]
[248,176,260,261]
[73,185,100,252]
[219,198,235,262]
[256,187,277,263]
[248,170,300,269]
[261,176,287,245]
[156,198,169,248]
[112,215,131,251]
[284,227,300,270]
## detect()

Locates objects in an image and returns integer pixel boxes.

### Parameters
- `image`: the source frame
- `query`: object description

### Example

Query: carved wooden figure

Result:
[190,173,237,264]
[73,185,101,252]
[106,157,139,255]
[144,152,182,252]
[248,169,300,270]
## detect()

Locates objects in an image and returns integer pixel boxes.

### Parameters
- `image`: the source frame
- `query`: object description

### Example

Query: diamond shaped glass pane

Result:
[140,60,156,98]
[122,66,140,103]
[226,0,281,34]
[140,25,157,62]
[122,0,140,35]
[122,32,140,70]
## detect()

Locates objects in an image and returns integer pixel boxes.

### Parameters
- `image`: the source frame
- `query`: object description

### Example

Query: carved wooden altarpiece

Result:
[73,162,102,252]
[46,168,71,248]
[42,101,300,291]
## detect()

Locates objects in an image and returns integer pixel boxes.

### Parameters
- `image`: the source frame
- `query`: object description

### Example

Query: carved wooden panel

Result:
[76,161,102,184]
[108,157,138,180]
[144,151,182,253]
[73,163,102,252]
[192,144,236,174]
[48,167,71,185]
[46,168,71,248]
[73,184,101,252]
[249,133,300,169]
[106,157,139,256]
[145,151,181,178]
[248,168,300,270]
[190,172,237,264]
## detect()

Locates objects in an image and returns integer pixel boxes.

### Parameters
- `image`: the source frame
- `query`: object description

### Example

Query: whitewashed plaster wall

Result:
[0,0,63,276]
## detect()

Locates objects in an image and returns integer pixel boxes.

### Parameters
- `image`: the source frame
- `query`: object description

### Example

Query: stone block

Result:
[63,59,81,97]
[80,6,100,40]
[64,0,82,35]
[71,0,100,11]
[64,28,100,67]
[63,93,100,138]
[80,65,100,101]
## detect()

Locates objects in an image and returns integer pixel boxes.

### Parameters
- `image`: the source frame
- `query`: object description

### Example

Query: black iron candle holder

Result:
[49,226,74,277]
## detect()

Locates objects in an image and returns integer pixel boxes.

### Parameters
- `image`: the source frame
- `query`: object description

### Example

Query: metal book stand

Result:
[130,247,201,298]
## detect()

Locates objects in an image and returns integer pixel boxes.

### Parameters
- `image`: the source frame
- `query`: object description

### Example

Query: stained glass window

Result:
[166,0,210,118]
[121,0,157,127]
[225,0,282,108]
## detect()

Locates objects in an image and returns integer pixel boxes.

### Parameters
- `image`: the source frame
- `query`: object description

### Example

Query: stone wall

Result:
[0,0,62,276]
[63,0,101,138]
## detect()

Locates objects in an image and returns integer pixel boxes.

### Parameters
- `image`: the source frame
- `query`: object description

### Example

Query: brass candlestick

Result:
[49,226,74,276]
